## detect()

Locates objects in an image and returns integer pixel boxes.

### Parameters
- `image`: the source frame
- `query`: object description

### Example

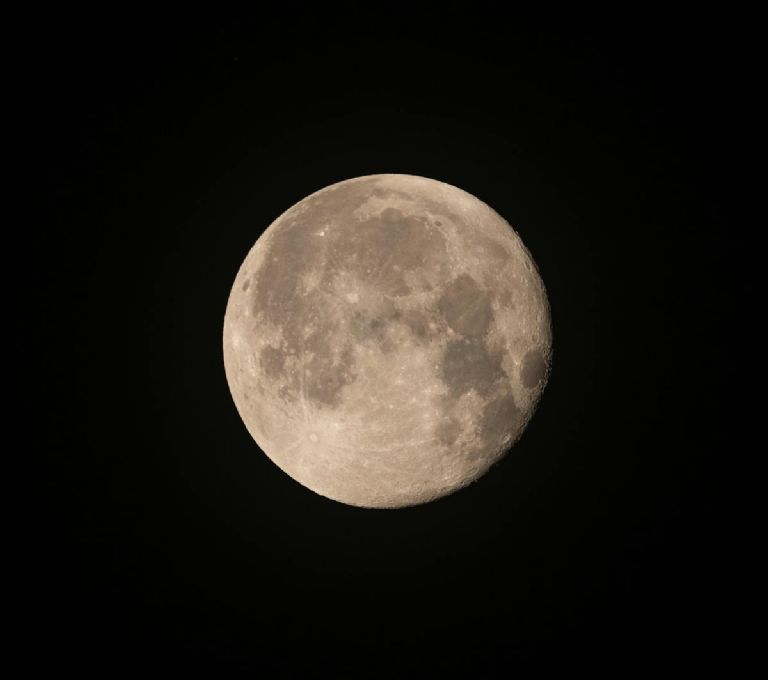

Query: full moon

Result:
[223,174,552,508]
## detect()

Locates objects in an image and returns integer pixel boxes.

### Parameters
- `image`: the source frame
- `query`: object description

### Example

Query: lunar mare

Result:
[223,174,552,508]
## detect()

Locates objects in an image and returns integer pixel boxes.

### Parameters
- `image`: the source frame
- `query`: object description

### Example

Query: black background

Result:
[37,7,736,676]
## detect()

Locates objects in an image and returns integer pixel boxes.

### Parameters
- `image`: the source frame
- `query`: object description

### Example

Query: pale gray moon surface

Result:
[223,174,552,508]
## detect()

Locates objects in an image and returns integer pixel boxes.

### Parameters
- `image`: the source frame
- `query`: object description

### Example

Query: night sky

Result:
[37,8,735,676]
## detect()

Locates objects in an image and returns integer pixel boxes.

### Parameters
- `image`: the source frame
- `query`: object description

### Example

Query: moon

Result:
[223,174,552,508]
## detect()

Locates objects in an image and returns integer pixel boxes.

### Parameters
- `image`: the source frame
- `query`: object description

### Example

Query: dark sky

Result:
[36,8,737,676]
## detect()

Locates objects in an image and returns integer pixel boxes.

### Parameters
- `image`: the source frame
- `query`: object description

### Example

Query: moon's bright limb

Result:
[223,174,552,508]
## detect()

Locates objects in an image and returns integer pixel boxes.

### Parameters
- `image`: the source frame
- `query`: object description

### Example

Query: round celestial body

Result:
[223,174,552,509]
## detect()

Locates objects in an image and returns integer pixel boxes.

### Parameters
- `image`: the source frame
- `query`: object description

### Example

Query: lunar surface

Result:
[223,174,552,508]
